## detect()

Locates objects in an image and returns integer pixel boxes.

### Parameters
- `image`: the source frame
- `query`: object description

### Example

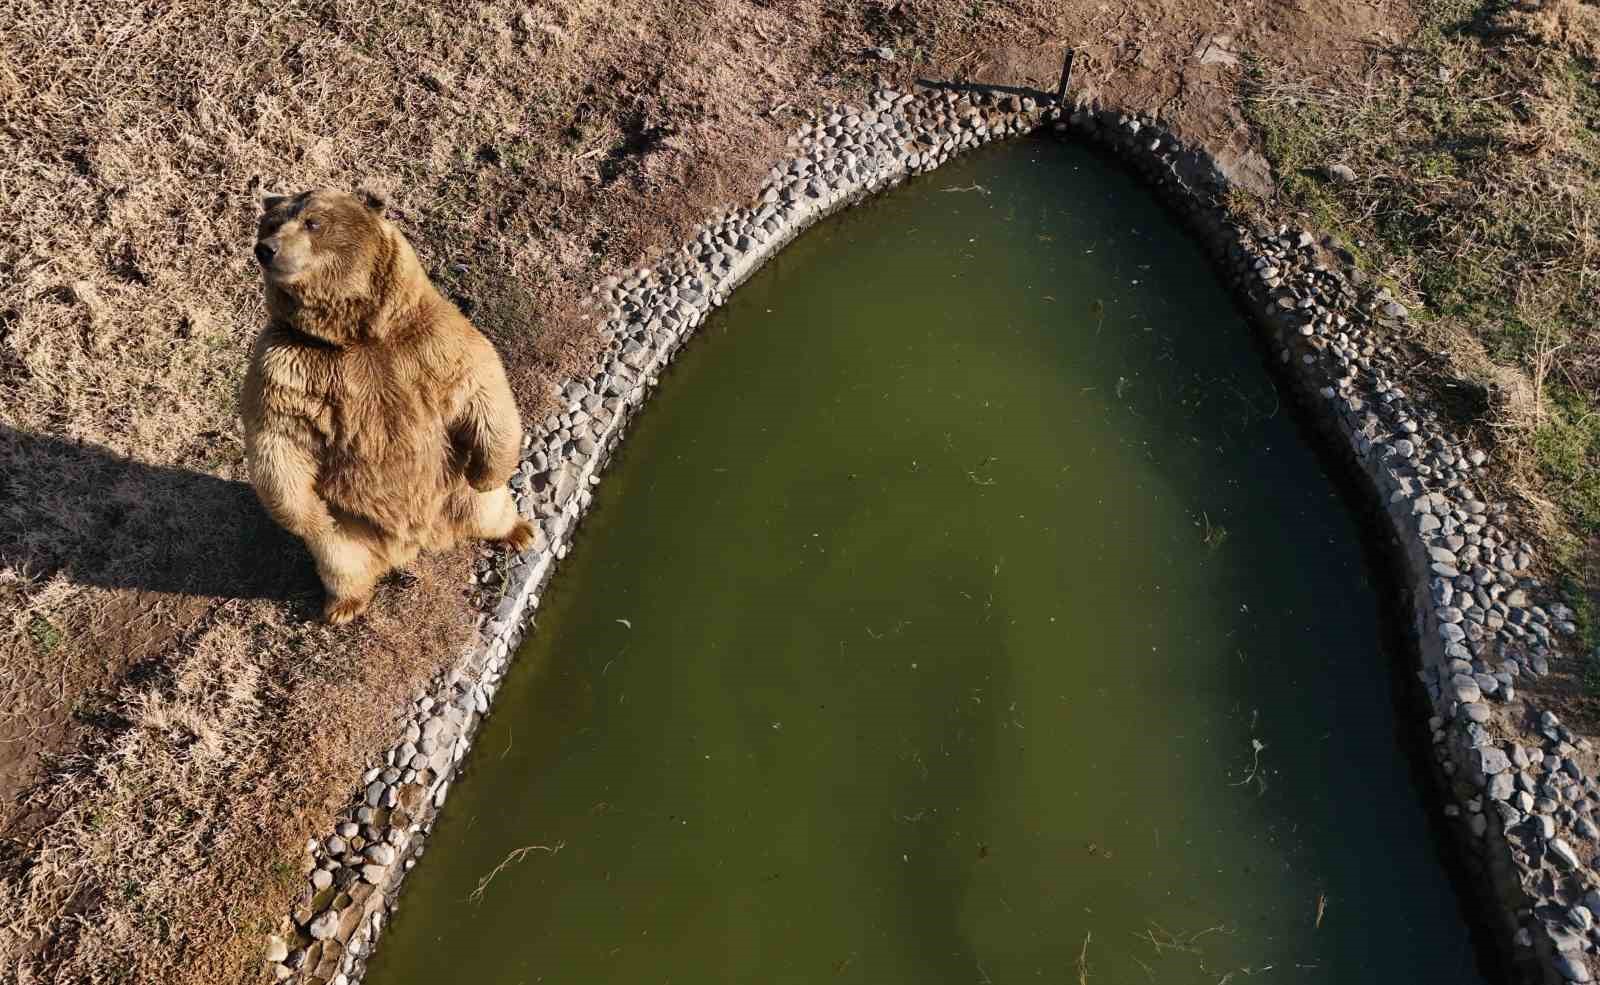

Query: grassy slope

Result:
[1239,0,1600,657]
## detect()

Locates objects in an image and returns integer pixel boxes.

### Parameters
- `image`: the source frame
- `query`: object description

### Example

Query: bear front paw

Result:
[324,595,372,625]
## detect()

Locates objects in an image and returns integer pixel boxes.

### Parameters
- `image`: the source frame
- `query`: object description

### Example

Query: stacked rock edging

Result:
[265,86,1588,985]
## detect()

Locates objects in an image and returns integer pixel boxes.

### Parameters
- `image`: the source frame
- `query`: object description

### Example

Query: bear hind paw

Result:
[500,519,536,553]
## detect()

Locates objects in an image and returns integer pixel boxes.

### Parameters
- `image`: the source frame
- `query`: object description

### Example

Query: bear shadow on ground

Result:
[0,426,320,604]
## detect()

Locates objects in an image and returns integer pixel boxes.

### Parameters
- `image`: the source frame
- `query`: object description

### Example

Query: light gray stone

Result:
[1568,905,1593,932]
[1550,837,1583,870]
[308,910,340,940]
[1477,747,1512,775]
[1555,953,1592,982]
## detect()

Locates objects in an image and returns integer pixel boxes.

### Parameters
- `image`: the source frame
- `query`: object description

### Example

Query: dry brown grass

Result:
[2,553,470,983]
[0,1,1417,981]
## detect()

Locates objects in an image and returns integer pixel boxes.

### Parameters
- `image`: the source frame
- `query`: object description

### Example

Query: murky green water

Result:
[368,139,1489,985]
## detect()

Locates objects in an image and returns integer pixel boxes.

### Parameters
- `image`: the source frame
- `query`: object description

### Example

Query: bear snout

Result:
[254,242,277,267]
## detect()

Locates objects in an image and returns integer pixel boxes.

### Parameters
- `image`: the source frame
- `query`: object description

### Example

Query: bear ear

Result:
[260,192,290,214]
[357,188,388,216]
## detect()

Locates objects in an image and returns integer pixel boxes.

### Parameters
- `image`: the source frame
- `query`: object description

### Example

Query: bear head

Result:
[255,189,418,345]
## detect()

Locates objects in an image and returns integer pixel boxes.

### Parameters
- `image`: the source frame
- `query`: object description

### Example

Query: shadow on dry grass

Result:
[0,426,318,603]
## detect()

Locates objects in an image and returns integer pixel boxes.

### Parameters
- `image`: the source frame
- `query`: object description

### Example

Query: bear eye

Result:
[303,218,320,232]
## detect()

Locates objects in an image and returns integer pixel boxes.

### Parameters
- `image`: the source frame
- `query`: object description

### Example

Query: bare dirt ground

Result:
[0,1,1593,982]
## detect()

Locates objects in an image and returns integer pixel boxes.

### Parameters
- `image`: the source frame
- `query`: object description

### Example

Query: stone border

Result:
[266,87,1593,985]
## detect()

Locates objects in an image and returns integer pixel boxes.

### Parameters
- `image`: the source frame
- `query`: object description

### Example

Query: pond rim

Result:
[269,88,1562,985]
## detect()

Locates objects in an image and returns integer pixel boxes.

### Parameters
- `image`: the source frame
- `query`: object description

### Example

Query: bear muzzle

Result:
[254,238,308,281]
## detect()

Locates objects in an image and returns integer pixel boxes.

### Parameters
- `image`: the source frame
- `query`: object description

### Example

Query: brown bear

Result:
[241,189,534,624]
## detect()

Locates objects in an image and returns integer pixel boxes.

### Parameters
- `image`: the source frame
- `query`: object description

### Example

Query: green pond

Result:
[367,138,1490,984]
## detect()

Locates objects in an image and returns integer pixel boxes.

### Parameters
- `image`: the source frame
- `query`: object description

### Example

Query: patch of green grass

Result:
[1534,384,1600,531]
[1566,569,1600,690]
[497,138,544,175]
[1563,571,1595,646]
[269,858,298,889]
[28,614,62,654]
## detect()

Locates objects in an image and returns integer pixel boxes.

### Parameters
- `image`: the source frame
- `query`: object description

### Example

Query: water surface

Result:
[368,138,1488,984]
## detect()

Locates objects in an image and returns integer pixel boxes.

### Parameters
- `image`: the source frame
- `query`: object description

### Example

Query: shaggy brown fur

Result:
[241,190,533,624]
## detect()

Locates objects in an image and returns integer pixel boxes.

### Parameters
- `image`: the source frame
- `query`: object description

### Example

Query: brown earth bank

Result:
[0,1,1595,982]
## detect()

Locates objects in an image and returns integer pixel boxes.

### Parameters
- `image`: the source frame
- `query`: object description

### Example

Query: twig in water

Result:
[466,841,565,903]
[1077,930,1092,984]
[943,182,991,195]
[1230,738,1266,792]
[966,455,998,486]
[1137,921,1231,956]
[1138,925,1194,956]
[1131,955,1157,982]
[1315,893,1327,928]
